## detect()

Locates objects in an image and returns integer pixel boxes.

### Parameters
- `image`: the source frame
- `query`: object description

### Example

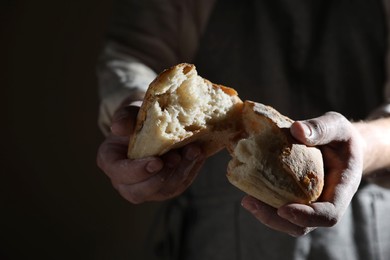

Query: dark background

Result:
[2,1,160,259]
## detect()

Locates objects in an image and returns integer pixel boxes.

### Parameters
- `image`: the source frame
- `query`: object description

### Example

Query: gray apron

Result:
[147,1,390,259]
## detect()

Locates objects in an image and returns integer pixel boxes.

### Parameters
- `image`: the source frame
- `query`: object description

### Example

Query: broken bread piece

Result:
[227,101,324,208]
[128,63,243,159]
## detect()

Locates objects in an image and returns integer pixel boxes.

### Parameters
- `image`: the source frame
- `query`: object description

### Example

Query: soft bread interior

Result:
[127,64,323,208]
[147,66,235,141]
[128,64,243,159]
[229,131,308,206]
[227,101,324,208]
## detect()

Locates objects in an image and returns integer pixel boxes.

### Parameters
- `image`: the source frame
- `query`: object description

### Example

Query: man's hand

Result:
[241,112,364,236]
[96,101,205,204]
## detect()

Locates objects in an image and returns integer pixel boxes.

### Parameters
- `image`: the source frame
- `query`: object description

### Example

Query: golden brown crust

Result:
[127,63,323,208]
[227,101,324,208]
[127,63,243,159]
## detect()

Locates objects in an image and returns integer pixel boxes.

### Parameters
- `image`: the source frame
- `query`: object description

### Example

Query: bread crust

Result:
[227,101,324,208]
[127,63,243,159]
[127,63,323,208]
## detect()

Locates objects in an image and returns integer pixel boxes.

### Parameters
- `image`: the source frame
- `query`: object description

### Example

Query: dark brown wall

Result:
[2,1,159,259]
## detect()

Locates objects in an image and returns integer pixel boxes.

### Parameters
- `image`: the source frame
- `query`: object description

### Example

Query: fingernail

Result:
[110,123,121,135]
[146,160,163,173]
[299,121,312,139]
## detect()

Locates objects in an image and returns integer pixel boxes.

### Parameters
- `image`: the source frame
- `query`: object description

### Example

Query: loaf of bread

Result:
[127,63,324,208]
[227,101,324,208]
[127,63,243,159]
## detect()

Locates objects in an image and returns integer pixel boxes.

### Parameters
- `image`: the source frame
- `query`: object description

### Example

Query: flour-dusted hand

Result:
[242,112,364,236]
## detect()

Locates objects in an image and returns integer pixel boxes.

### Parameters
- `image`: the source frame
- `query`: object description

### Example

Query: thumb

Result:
[111,101,142,137]
[290,112,350,146]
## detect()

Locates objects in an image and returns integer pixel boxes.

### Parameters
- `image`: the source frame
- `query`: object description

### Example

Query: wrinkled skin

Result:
[241,112,364,236]
[97,102,364,236]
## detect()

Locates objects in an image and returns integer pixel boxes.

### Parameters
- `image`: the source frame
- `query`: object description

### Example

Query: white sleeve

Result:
[97,41,157,136]
[96,0,217,135]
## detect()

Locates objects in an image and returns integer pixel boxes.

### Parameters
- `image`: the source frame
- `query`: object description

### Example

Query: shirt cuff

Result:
[97,42,157,136]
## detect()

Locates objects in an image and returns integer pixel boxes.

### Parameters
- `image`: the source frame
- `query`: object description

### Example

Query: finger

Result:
[157,144,204,198]
[97,136,164,184]
[115,149,195,203]
[180,155,205,188]
[242,196,314,237]
[114,151,181,203]
[290,112,352,146]
[97,135,129,161]
[154,158,205,201]
[116,168,174,204]
[110,157,164,185]
[111,102,141,137]
[278,203,338,228]
[278,167,361,228]
[161,150,182,168]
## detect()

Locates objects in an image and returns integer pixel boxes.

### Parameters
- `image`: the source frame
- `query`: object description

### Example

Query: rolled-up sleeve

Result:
[97,42,157,136]
[96,0,216,135]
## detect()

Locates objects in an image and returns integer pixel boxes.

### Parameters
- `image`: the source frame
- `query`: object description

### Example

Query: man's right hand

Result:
[96,101,205,204]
